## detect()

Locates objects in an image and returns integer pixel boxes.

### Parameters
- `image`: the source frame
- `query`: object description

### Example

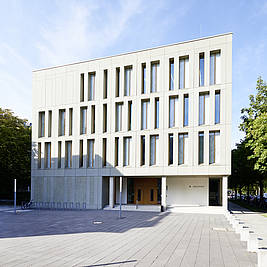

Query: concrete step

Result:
[103,204,161,212]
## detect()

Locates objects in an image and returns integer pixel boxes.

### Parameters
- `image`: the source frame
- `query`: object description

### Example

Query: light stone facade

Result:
[31,33,232,210]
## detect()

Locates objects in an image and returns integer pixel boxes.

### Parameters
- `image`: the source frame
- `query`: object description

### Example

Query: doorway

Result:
[209,178,222,206]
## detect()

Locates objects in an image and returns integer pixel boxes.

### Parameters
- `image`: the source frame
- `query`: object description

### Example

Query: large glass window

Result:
[179,56,189,89]
[103,104,107,133]
[58,141,62,168]
[123,137,131,166]
[115,137,119,167]
[87,139,94,168]
[39,111,45,137]
[102,138,107,167]
[142,63,146,94]
[38,143,41,168]
[199,53,204,86]
[210,50,221,85]
[103,69,108,99]
[79,140,83,168]
[183,94,189,126]
[69,108,73,136]
[215,91,220,124]
[58,109,65,136]
[116,67,120,97]
[141,99,150,130]
[48,110,52,137]
[151,62,159,93]
[88,72,95,101]
[45,142,51,168]
[178,133,188,165]
[80,73,84,102]
[150,135,159,165]
[199,93,210,125]
[169,134,173,165]
[169,58,174,90]
[80,107,87,135]
[124,66,132,96]
[65,141,72,168]
[198,132,204,164]
[91,105,95,134]
[209,131,220,164]
[141,135,145,166]
[169,96,178,128]
[116,102,123,132]
[155,98,159,129]
[128,101,132,131]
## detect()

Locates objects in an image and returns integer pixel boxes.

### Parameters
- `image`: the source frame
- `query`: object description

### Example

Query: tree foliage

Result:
[240,77,267,174]
[0,108,31,199]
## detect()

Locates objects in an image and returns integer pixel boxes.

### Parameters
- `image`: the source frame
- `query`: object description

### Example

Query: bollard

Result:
[258,248,267,267]
[247,233,259,252]
[76,202,80,210]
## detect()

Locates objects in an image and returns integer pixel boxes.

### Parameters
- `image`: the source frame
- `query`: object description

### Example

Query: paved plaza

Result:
[0,209,257,267]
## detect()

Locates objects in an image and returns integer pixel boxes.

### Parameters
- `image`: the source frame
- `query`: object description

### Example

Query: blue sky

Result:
[0,0,266,148]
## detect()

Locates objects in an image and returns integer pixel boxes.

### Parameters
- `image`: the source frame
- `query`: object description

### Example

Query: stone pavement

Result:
[229,201,267,247]
[0,209,257,266]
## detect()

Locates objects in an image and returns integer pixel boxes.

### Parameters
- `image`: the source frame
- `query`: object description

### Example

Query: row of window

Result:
[80,50,221,101]
[38,91,220,138]
[38,131,220,169]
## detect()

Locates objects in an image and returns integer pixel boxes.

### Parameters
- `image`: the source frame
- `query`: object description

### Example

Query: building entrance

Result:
[209,178,222,206]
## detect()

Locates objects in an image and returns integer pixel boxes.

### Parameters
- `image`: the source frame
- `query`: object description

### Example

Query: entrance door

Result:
[134,178,159,205]
[209,178,222,206]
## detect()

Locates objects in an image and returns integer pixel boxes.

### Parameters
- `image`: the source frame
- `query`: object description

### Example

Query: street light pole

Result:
[14,179,16,214]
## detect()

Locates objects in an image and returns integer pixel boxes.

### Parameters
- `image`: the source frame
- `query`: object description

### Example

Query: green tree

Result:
[0,108,31,200]
[240,76,267,174]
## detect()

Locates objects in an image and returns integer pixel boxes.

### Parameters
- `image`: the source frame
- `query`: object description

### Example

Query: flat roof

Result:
[33,32,232,72]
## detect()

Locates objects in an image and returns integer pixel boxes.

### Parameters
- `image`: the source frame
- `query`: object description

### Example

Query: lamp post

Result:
[14,179,16,214]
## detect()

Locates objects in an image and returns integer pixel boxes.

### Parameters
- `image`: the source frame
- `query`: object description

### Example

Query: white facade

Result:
[31,33,232,210]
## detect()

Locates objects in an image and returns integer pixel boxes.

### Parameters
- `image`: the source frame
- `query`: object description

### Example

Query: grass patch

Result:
[230,199,267,214]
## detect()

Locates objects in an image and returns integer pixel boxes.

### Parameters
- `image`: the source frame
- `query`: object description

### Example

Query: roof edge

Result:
[33,32,232,73]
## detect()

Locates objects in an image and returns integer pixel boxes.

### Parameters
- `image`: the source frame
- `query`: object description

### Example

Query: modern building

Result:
[31,33,232,211]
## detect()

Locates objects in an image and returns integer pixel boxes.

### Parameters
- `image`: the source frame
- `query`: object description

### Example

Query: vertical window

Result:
[88,72,95,101]
[115,137,119,166]
[209,131,220,164]
[123,137,131,166]
[169,134,173,165]
[124,66,132,96]
[87,139,94,168]
[38,143,41,168]
[199,93,210,125]
[58,141,62,168]
[142,63,146,94]
[38,111,45,137]
[65,141,72,168]
[210,50,221,85]
[58,109,65,136]
[69,108,73,136]
[150,135,159,166]
[155,98,159,129]
[178,133,188,165]
[45,142,51,168]
[103,104,107,133]
[183,94,189,126]
[91,105,95,134]
[79,140,83,168]
[169,96,178,128]
[169,58,174,90]
[198,132,204,164]
[199,53,204,86]
[80,107,87,135]
[115,102,123,132]
[141,135,145,166]
[141,99,150,130]
[215,90,220,124]
[128,101,132,131]
[116,67,120,97]
[102,138,107,167]
[80,73,84,102]
[103,69,108,99]
[179,56,189,89]
[48,110,52,137]
[151,61,159,93]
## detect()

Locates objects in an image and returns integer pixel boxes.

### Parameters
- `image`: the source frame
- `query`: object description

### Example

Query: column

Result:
[161,176,167,211]
[109,177,114,208]
[222,176,228,209]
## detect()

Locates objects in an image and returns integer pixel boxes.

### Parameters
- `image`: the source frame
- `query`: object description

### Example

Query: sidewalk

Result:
[229,201,267,247]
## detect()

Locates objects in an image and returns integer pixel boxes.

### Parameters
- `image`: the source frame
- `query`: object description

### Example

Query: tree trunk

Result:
[235,186,237,201]
[259,179,264,204]
[247,184,250,204]
[239,186,242,200]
